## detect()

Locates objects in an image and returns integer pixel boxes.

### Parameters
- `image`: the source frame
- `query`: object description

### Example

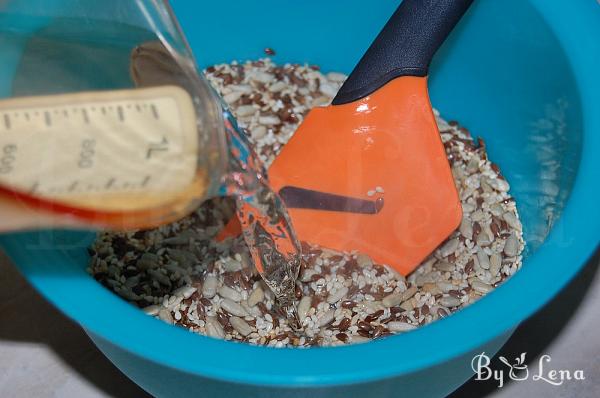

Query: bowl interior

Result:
[0,0,595,387]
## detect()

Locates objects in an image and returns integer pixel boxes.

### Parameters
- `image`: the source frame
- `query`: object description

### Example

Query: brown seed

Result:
[364,310,384,323]
[275,333,287,341]
[336,332,349,343]
[490,222,501,238]
[357,320,373,331]
[295,284,303,299]
[372,325,389,338]
[465,259,475,274]
[341,300,356,309]
[196,303,205,319]
[200,297,212,307]
[449,290,463,298]
[389,306,405,315]
[336,317,351,331]
[414,307,421,318]
[421,304,430,315]
[216,312,229,328]
[437,307,450,318]
[357,329,371,338]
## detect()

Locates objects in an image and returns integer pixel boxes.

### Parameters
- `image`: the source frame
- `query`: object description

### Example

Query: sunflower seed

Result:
[202,275,218,298]
[247,287,264,307]
[382,293,403,307]
[230,316,253,336]
[504,233,519,257]
[387,322,417,332]
[219,285,242,302]
[327,286,348,304]
[221,298,248,317]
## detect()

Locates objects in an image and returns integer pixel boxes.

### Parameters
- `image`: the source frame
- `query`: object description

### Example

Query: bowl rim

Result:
[1,0,599,387]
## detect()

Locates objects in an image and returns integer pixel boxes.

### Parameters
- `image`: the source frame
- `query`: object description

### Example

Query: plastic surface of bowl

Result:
[0,0,599,397]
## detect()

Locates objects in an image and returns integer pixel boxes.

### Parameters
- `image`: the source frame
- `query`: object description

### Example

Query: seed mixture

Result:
[88,58,524,347]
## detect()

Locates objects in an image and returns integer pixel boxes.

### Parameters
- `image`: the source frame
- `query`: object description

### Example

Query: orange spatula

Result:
[220,0,473,275]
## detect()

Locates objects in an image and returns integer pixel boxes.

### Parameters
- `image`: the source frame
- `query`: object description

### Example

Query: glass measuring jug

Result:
[0,0,303,326]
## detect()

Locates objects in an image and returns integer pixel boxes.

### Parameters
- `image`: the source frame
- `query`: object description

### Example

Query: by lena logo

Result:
[471,352,585,388]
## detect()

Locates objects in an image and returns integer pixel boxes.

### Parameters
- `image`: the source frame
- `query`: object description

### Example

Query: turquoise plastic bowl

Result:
[1,1,599,397]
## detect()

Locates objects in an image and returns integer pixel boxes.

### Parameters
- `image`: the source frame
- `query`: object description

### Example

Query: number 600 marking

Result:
[0,144,17,174]
[78,139,96,169]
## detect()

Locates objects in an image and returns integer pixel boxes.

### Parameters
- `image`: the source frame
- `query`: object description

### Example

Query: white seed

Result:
[223,91,243,103]
[439,296,461,307]
[148,269,171,286]
[490,253,502,276]
[504,234,519,257]
[247,287,264,307]
[258,115,281,125]
[221,258,242,272]
[490,203,505,217]
[252,71,274,83]
[205,316,225,338]
[269,81,287,92]
[488,178,510,192]
[387,322,417,332]
[400,300,414,311]
[317,309,335,327]
[174,310,182,321]
[459,218,473,240]
[476,230,492,247]
[327,286,348,304]
[220,298,248,317]
[251,125,267,139]
[298,296,311,322]
[471,280,493,294]
[219,286,242,302]
[382,293,403,307]
[356,253,372,268]
[231,84,253,94]
[375,186,385,193]
[142,304,160,316]
[158,309,173,324]
[466,156,480,174]
[401,285,418,301]
[434,261,455,272]
[230,316,253,336]
[476,248,491,270]
[436,282,455,293]
[173,285,197,299]
[137,252,159,270]
[439,238,459,257]
[503,212,521,230]
[319,83,338,97]
[202,275,218,298]
[235,105,256,117]
[367,190,375,197]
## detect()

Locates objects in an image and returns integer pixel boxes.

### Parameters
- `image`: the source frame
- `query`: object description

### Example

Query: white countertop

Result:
[1,249,598,398]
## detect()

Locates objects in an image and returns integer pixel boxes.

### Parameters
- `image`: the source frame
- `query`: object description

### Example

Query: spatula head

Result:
[268,76,461,275]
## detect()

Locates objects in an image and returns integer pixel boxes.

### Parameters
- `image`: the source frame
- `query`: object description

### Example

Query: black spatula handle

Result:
[332,0,473,105]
